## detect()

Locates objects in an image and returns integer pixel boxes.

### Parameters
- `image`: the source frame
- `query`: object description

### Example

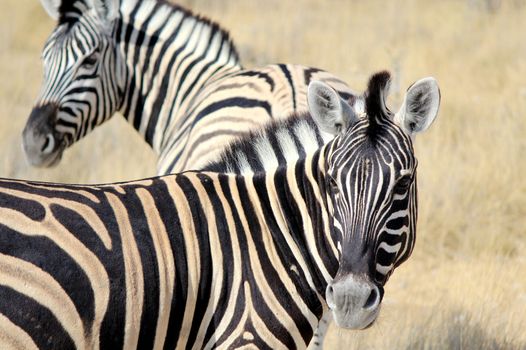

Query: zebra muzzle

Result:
[325,274,382,330]
[23,103,64,168]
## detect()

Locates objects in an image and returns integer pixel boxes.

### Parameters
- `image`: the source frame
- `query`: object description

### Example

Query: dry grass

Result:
[325,254,526,349]
[1,0,525,348]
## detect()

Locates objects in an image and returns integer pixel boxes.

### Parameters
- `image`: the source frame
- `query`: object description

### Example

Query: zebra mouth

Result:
[43,137,68,167]
[23,135,66,168]
[361,315,378,330]
[330,304,381,330]
[44,147,64,167]
[32,144,64,168]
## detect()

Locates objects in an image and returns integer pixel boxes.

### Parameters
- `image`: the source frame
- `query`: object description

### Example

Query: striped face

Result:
[326,115,417,282]
[23,0,121,167]
[324,115,417,329]
[309,71,440,330]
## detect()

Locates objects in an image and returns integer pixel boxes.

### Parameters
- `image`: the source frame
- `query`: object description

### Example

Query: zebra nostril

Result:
[325,284,335,309]
[363,287,379,310]
[41,134,55,154]
[327,285,333,295]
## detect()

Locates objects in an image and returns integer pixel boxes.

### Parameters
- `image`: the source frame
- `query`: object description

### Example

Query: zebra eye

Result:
[327,176,339,194]
[395,175,412,193]
[83,51,99,68]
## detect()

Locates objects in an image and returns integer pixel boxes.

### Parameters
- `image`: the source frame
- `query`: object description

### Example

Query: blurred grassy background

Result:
[1,0,525,348]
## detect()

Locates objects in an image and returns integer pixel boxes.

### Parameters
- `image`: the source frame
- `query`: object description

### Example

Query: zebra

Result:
[0,72,440,349]
[206,75,440,175]
[204,73,441,348]
[23,0,354,174]
[24,1,382,347]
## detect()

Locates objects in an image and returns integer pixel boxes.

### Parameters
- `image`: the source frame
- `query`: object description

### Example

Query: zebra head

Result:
[23,0,121,167]
[308,71,440,329]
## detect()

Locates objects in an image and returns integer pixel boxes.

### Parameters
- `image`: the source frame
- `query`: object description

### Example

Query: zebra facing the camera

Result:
[1,71,439,349]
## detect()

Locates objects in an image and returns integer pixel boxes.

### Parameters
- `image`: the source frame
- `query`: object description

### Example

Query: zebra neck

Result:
[257,152,339,297]
[115,0,242,154]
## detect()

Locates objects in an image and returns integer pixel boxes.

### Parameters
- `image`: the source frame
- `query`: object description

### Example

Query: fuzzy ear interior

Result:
[395,77,441,135]
[40,0,61,20]
[307,81,358,135]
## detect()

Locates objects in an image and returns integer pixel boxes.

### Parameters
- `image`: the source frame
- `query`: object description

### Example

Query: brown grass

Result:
[1,0,525,348]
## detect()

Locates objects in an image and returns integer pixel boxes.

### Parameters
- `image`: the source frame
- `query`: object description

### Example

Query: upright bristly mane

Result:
[156,0,240,64]
[56,0,240,63]
[364,71,392,137]
[204,113,324,174]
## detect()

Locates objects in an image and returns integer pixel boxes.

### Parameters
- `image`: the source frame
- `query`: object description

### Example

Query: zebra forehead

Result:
[330,120,414,171]
[332,151,380,177]
[55,7,106,38]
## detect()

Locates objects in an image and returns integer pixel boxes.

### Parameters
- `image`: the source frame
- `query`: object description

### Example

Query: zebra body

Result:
[24,0,353,174]
[0,168,329,349]
[1,73,440,349]
[156,64,352,174]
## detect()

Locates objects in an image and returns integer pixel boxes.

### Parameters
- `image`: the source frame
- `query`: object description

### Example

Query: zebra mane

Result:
[204,113,323,174]
[157,0,240,63]
[364,71,393,137]
[55,0,240,62]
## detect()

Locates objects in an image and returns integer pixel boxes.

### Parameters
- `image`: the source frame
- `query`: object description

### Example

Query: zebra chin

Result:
[22,103,65,168]
[24,147,64,168]
[325,273,383,330]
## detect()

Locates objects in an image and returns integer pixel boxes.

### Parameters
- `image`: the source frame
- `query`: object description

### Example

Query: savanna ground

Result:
[0,0,525,348]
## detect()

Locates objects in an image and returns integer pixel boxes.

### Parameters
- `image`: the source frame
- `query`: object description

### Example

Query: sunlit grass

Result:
[326,254,526,348]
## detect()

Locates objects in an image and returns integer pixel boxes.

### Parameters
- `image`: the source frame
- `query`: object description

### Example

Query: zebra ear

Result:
[308,81,358,135]
[40,0,61,20]
[88,0,119,22]
[395,77,440,135]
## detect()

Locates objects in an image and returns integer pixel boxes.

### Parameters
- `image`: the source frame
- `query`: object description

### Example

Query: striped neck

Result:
[251,144,339,300]
[114,0,242,154]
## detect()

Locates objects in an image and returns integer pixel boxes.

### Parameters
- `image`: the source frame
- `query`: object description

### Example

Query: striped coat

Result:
[24,0,354,174]
[1,72,441,349]
[0,151,335,349]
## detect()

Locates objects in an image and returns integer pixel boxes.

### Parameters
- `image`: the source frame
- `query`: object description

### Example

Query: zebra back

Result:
[24,0,355,175]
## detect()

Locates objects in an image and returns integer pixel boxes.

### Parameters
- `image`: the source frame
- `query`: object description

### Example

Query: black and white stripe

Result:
[205,72,440,348]
[23,0,353,173]
[2,72,440,349]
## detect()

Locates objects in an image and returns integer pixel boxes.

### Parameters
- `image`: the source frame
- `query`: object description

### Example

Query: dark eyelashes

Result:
[82,49,100,67]
[327,175,339,194]
[394,175,413,193]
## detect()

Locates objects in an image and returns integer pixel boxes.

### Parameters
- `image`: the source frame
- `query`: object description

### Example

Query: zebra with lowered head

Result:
[23,0,353,174]
[0,71,439,349]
